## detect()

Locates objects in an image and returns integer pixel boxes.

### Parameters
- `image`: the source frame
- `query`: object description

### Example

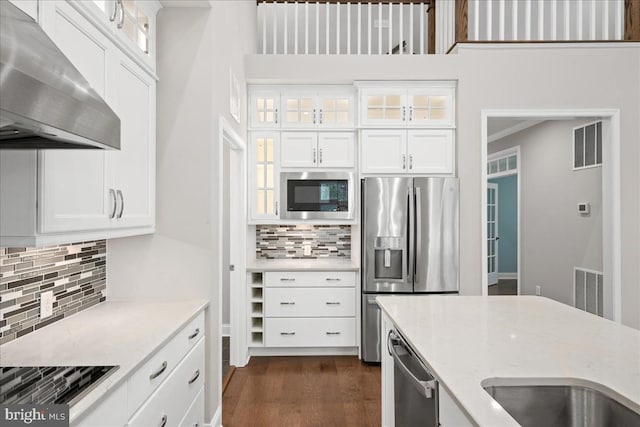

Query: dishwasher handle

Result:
[388,330,437,399]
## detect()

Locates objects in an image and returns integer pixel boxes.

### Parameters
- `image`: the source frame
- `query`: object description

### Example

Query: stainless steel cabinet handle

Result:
[149,361,167,380]
[313,148,317,164]
[116,0,124,29]
[274,108,278,124]
[188,328,200,340]
[279,302,295,305]
[319,109,323,124]
[402,106,406,122]
[280,332,295,336]
[325,302,341,305]
[388,330,437,399]
[409,106,413,121]
[159,415,167,427]
[188,369,200,385]
[109,0,118,21]
[313,108,316,124]
[280,278,295,282]
[319,148,323,164]
[325,278,341,282]
[409,155,413,170]
[402,154,407,170]
[116,190,124,218]
[109,189,117,219]
[326,331,341,335]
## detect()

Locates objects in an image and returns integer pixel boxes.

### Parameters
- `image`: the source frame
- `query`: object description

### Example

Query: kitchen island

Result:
[376,295,640,426]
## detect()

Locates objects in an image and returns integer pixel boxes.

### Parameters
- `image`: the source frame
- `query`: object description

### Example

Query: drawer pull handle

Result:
[280,332,296,336]
[160,414,167,427]
[326,302,341,305]
[280,278,296,282]
[326,332,342,335]
[279,302,295,305]
[188,328,200,340]
[325,278,341,282]
[188,369,200,385]
[150,361,167,380]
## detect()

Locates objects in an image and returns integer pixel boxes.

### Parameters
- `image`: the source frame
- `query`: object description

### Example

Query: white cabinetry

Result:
[281,132,355,168]
[250,90,280,129]
[0,0,156,246]
[261,271,357,349]
[281,88,355,129]
[361,129,454,175]
[359,83,455,128]
[250,132,280,221]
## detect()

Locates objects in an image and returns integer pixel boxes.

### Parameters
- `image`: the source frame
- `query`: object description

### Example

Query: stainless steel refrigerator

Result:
[361,177,459,363]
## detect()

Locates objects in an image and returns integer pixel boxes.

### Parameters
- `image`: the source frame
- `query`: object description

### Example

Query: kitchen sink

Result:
[482,379,640,427]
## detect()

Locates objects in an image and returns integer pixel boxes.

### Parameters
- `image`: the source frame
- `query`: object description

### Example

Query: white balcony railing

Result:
[257,1,432,55]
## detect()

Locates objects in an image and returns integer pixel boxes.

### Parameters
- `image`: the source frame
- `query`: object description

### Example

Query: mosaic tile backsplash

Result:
[0,241,107,345]
[256,225,351,259]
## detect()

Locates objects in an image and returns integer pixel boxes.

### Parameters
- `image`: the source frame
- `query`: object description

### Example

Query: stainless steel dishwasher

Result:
[388,329,439,427]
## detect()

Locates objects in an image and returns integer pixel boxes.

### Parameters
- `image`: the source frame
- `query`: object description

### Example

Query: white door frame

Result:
[217,116,247,408]
[480,109,622,323]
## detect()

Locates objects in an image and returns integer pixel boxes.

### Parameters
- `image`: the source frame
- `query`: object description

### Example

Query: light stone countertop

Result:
[376,295,640,427]
[246,258,359,271]
[0,299,208,423]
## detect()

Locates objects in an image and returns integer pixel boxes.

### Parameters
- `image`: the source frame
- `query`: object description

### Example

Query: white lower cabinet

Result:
[178,388,205,427]
[259,271,357,351]
[74,383,128,427]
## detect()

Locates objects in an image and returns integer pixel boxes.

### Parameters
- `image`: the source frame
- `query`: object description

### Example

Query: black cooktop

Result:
[0,366,118,406]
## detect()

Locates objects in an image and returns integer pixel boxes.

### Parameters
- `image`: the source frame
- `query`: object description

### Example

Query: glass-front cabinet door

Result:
[360,89,407,126]
[250,91,280,129]
[251,132,280,221]
[318,92,355,128]
[407,88,455,128]
[281,92,317,128]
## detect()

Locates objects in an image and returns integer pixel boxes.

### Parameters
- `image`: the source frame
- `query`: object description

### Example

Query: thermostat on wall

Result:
[578,202,590,215]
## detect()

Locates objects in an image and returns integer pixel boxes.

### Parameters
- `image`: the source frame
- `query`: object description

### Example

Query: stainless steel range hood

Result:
[0,1,120,149]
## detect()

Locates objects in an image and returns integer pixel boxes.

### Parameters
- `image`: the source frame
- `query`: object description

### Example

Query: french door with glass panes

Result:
[487,183,499,286]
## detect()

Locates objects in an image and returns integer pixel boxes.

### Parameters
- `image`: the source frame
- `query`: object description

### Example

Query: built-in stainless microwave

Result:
[280,172,355,220]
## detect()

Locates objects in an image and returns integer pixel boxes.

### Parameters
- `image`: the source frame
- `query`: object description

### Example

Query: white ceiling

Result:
[487,118,544,143]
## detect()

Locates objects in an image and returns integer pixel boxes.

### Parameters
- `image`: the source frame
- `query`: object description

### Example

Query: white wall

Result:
[107,1,256,421]
[245,44,640,329]
[489,120,603,306]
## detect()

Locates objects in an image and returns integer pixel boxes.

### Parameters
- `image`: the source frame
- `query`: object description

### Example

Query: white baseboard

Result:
[222,324,230,337]
[208,404,222,427]
[249,347,358,357]
[498,273,518,280]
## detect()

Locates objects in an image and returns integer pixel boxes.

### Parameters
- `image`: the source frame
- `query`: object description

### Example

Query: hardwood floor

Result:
[489,279,518,295]
[222,356,381,426]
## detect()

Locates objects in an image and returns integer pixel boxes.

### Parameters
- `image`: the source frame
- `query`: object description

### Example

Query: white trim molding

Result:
[480,109,622,324]
[208,404,222,427]
[498,273,518,280]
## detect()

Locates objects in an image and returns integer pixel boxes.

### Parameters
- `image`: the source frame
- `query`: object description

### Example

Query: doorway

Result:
[481,110,621,323]
[218,116,247,418]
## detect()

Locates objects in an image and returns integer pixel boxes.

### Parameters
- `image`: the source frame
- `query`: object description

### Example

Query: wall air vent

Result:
[573,267,603,317]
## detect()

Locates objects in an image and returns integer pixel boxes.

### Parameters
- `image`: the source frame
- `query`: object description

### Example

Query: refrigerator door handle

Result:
[415,186,422,282]
[407,186,415,284]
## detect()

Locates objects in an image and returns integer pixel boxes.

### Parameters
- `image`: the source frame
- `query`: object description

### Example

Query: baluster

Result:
[525,0,532,40]
[305,1,309,54]
[273,2,277,53]
[538,0,544,40]
[499,0,505,41]
[564,0,570,40]
[316,1,320,54]
[388,2,392,54]
[473,0,480,40]
[347,2,351,55]
[378,2,382,54]
[336,3,340,54]
[358,2,362,54]
[512,0,518,40]
[486,0,492,40]
[614,0,622,40]
[326,1,330,54]
[576,0,583,40]
[262,1,267,53]
[399,3,404,55]
[294,1,298,54]
[420,2,424,54]
[284,1,288,54]
[368,2,372,54]
[589,0,596,40]
[551,0,557,40]
[602,0,609,40]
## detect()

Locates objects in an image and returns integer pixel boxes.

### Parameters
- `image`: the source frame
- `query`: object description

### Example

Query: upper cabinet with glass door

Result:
[281,88,355,129]
[89,0,161,73]
[358,82,456,128]
[250,90,281,129]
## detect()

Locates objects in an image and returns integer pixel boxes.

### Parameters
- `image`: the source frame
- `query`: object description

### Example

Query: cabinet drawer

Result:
[265,287,356,317]
[264,271,356,287]
[178,387,204,427]
[129,339,205,427]
[127,312,204,416]
[265,318,356,347]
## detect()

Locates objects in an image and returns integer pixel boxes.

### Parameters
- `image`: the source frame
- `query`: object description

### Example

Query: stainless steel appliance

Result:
[280,172,354,220]
[388,329,439,427]
[362,177,459,362]
[0,2,120,149]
